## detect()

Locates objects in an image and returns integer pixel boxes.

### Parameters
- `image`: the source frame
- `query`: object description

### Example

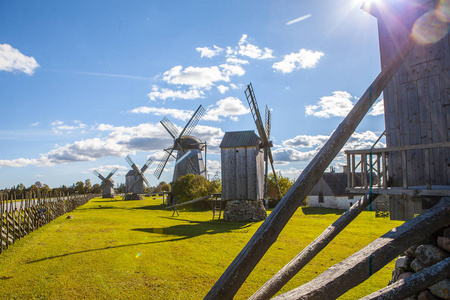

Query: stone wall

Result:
[390,226,450,299]
[223,200,266,222]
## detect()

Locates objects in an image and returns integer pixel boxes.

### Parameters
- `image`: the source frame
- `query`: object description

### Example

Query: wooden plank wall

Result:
[0,191,94,255]
[378,7,450,187]
[221,147,264,201]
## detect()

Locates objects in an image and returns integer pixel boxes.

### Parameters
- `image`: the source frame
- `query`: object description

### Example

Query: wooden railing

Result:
[345,142,450,196]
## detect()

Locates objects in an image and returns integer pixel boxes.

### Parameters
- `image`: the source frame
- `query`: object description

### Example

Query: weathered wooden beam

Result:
[249,193,377,300]
[165,195,211,210]
[204,37,416,300]
[272,197,450,300]
[360,257,450,300]
[344,141,450,154]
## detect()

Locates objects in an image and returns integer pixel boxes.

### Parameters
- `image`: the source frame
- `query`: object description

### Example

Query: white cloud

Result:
[305,91,355,118]
[130,106,195,121]
[272,147,318,164]
[148,85,204,101]
[236,34,274,59]
[90,164,127,175]
[369,98,384,116]
[196,45,223,58]
[204,97,250,122]
[0,44,39,75]
[226,57,249,65]
[220,63,246,77]
[282,134,329,148]
[163,65,228,88]
[273,49,324,73]
[51,120,87,134]
[217,85,229,94]
[30,121,40,127]
[279,167,304,180]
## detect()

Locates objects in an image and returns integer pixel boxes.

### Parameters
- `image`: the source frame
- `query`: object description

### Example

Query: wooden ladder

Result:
[211,195,222,220]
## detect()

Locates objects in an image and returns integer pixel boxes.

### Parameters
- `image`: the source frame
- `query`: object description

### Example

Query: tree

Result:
[266,171,293,201]
[75,181,85,194]
[171,174,220,203]
[155,181,170,193]
[92,183,101,194]
[85,179,92,193]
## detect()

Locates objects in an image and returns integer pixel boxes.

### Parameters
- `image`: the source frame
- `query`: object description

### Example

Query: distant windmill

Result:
[153,105,207,183]
[244,83,281,199]
[93,167,118,199]
[124,155,153,200]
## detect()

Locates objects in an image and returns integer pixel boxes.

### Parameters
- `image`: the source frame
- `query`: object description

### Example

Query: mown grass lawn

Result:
[0,196,403,299]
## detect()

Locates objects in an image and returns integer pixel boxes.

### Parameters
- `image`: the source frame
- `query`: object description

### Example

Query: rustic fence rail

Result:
[0,190,95,255]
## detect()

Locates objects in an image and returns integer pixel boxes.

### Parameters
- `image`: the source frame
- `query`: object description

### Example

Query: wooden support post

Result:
[351,154,356,189]
[361,257,450,300]
[250,193,378,300]
[346,154,351,188]
[382,152,387,189]
[272,198,450,300]
[204,37,416,300]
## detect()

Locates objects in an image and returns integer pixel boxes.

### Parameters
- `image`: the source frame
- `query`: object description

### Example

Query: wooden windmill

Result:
[93,167,118,199]
[124,155,152,200]
[153,105,207,183]
[245,83,281,199]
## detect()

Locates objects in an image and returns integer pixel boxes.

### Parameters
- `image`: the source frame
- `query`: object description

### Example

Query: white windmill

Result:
[93,167,118,199]
[153,105,207,183]
[124,155,153,200]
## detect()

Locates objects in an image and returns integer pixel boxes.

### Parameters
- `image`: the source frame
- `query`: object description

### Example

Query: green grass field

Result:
[0,196,403,299]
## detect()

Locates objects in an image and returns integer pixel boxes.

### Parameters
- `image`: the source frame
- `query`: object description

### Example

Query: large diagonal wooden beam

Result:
[273,197,450,299]
[204,37,415,300]
[250,193,378,300]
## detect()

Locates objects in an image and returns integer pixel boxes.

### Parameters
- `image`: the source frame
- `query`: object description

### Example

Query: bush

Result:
[171,174,221,203]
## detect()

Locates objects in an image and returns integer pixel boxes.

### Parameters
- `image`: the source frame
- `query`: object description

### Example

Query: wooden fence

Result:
[0,191,95,255]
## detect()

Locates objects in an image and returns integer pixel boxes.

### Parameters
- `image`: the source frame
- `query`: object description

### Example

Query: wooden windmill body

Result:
[220,130,265,201]
[93,168,118,199]
[154,105,207,184]
[124,155,152,199]
[220,84,281,222]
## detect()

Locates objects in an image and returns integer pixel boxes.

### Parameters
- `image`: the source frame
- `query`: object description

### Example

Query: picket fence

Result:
[0,191,96,254]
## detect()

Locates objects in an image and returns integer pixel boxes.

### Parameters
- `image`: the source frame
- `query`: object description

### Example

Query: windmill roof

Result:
[126,170,136,177]
[220,131,260,148]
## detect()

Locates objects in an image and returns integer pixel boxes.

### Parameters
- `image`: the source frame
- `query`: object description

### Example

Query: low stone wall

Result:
[390,226,450,299]
[223,200,266,222]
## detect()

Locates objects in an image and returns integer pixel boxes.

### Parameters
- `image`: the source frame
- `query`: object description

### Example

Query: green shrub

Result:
[171,174,220,203]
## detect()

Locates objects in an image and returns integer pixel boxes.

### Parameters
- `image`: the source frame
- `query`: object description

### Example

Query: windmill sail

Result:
[245,83,281,198]
[153,105,206,181]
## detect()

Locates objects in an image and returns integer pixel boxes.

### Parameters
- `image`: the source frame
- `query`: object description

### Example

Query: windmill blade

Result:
[265,105,271,140]
[126,156,150,188]
[267,147,281,197]
[161,117,179,140]
[93,170,106,181]
[245,83,269,145]
[140,157,153,173]
[105,167,118,180]
[178,105,205,139]
[153,147,175,179]
[125,155,135,168]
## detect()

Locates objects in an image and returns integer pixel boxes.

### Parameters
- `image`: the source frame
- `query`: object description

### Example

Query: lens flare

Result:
[412,9,449,44]
[135,252,141,258]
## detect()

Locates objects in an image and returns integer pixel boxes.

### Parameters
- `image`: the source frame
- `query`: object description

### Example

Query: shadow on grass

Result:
[26,237,187,264]
[301,207,346,215]
[132,218,253,240]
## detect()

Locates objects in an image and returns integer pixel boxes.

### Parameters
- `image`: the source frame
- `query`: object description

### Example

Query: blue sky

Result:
[0,0,386,189]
